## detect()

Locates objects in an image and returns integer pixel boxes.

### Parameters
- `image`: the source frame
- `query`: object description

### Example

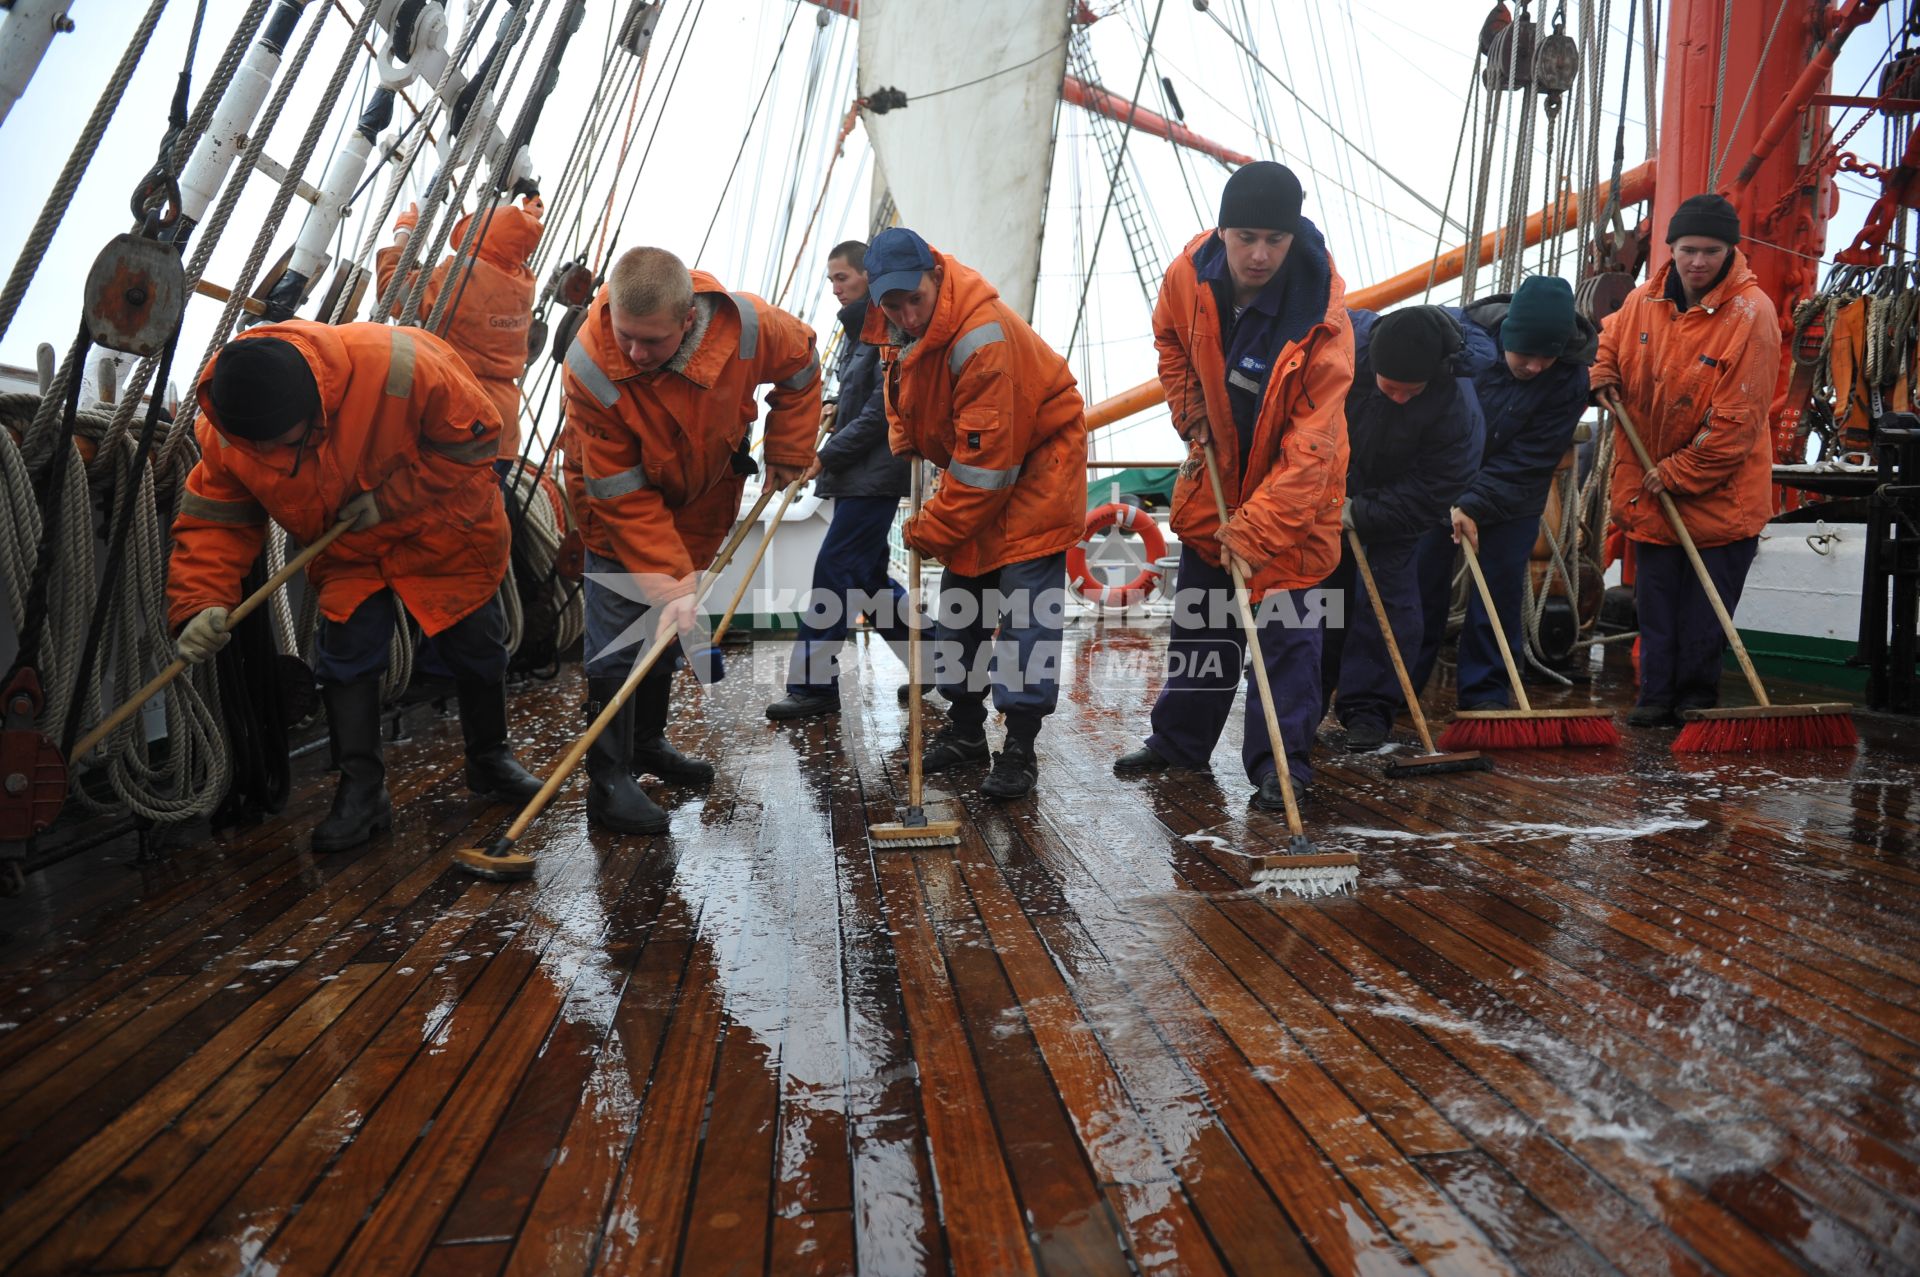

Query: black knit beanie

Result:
[1665,193,1741,246]
[1217,161,1303,234]
[208,337,320,441]
[1372,306,1462,383]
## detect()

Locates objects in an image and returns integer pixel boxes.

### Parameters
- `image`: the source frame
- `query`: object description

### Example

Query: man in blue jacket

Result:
[1413,275,1593,707]
[766,241,914,720]
[1320,305,1486,750]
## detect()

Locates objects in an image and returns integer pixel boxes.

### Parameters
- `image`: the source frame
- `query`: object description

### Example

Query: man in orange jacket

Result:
[168,321,544,853]
[1591,194,1782,727]
[862,227,1087,799]
[1112,162,1355,805]
[563,247,820,833]
[377,194,545,460]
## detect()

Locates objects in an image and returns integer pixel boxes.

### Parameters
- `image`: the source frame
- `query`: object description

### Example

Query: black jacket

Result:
[1449,295,1595,526]
[1343,308,1485,543]
[815,299,910,499]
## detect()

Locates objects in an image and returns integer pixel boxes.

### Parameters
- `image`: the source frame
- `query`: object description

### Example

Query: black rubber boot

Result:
[586,676,670,834]
[631,673,714,785]
[981,734,1038,799]
[458,680,544,802]
[312,679,392,853]
[1342,715,1391,753]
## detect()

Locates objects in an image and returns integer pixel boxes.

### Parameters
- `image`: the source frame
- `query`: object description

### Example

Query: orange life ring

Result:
[1068,502,1167,608]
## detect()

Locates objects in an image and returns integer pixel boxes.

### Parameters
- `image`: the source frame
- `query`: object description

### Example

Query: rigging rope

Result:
[1067,0,1171,359]
[694,3,802,267]
[1202,5,1468,237]
[0,0,171,346]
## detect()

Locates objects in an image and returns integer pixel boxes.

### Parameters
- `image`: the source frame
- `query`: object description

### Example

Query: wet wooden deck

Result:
[2,626,1918,1275]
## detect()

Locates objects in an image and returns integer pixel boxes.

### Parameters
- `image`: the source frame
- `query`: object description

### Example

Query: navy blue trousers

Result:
[1318,536,1421,729]
[1633,536,1758,710]
[1144,548,1321,787]
[312,591,509,686]
[581,550,720,684]
[1414,515,1537,707]
[786,496,910,696]
[931,552,1066,741]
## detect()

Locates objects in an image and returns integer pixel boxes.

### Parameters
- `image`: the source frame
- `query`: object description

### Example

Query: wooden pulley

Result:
[526,316,549,370]
[550,303,587,364]
[0,669,68,850]
[315,261,371,326]
[82,232,185,355]
[554,259,595,308]
[1533,31,1580,96]
[1482,16,1538,91]
[1575,271,1635,326]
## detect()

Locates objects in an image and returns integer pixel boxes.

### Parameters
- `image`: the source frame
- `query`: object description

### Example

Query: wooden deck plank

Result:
[0,640,1915,1274]
[830,693,949,1274]
[93,885,507,1272]
[1314,766,1920,1088]
[1355,891,1914,1273]
[948,819,1235,1277]
[872,850,1040,1277]
[914,851,1136,1277]
[9,964,383,1277]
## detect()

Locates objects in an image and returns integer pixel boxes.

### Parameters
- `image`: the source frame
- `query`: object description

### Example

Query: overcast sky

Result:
[0,0,1897,459]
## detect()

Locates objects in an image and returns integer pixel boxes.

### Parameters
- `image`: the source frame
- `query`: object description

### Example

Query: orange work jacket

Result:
[561,274,822,603]
[1155,229,1354,597]
[861,250,1087,577]
[375,203,541,457]
[168,320,509,635]
[1593,251,1783,548]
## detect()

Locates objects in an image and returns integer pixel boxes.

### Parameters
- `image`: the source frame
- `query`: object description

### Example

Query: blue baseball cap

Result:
[866,227,936,303]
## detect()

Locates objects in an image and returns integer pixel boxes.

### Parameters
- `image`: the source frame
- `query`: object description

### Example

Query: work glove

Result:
[177,607,231,665]
[394,202,419,236]
[520,192,545,220]
[1340,498,1355,531]
[337,491,381,531]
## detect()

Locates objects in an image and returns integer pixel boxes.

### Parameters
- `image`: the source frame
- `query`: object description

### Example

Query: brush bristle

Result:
[1673,712,1859,753]
[1438,715,1619,751]
[1251,864,1359,899]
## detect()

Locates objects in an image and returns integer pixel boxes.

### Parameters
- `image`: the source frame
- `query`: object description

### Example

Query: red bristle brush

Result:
[1436,534,1620,751]
[1608,401,1857,754]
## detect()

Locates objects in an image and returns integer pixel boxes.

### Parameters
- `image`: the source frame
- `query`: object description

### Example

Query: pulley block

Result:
[0,669,68,846]
[554,259,596,309]
[1532,31,1580,96]
[1482,16,1538,92]
[82,232,186,355]
[1575,271,1634,326]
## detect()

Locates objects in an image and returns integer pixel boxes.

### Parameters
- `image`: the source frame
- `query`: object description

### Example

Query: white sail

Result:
[857,0,1070,320]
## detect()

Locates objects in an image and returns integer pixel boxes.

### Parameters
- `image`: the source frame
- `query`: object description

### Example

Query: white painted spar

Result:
[0,0,76,130]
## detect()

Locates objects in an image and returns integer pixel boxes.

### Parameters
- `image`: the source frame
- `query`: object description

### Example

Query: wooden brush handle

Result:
[70,516,355,765]
[1201,443,1305,838]
[905,461,927,807]
[500,483,780,843]
[1606,400,1771,707]
[711,422,831,645]
[1458,535,1535,713]
[1347,528,1438,754]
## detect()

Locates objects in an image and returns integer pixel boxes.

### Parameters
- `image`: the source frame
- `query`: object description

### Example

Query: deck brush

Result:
[1346,530,1493,779]
[1436,535,1619,752]
[870,461,963,848]
[453,481,784,882]
[1201,444,1358,897]
[1606,400,1857,754]
[1250,841,1362,899]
